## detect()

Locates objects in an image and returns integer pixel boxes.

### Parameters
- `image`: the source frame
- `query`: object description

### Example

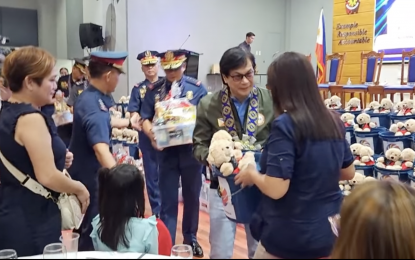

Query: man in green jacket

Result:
[192,47,274,259]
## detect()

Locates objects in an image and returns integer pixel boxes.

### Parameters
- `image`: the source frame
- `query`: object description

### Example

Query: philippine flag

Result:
[315,9,326,84]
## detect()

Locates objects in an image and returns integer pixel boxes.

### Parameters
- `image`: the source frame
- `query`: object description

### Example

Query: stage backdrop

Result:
[332,0,375,85]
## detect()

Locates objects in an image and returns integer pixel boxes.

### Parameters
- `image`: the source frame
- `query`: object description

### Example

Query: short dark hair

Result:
[97,164,145,251]
[88,61,113,79]
[59,67,68,74]
[246,32,255,38]
[219,47,256,85]
[267,52,343,141]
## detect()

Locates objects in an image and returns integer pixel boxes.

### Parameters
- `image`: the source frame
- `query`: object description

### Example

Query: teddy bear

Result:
[212,130,243,160]
[345,97,361,111]
[353,113,376,132]
[324,98,331,108]
[340,113,355,127]
[379,98,394,113]
[363,176,377,182]
[357,146,375,166]
[376,148,402,170]
[364,101,380,113]
[350,143,364,165]
[339,180,352,196]
[236,151,257,173]
[389,119,415,136]
[207,140,236,176]
[349,172,366,186]
[112,128,123,139]
[326,95,342,109]
[397,99,415,116]
[400,148,415,170]
[395,101,404,113]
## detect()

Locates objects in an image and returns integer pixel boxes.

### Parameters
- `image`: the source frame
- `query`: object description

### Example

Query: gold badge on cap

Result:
[186,91,193,100]
[165,51,174,61]
[140,87,146,99]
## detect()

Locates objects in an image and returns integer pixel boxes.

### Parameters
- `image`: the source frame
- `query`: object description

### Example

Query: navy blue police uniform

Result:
[128,50,161,216]
[57,59,87,99]
[68,51,128,251]
[140,50,207,255]
[55,59,88,146]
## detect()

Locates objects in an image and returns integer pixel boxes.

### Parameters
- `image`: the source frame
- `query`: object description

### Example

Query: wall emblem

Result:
[345,0,360,14]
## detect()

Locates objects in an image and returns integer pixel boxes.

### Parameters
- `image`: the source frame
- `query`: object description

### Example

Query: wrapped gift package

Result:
[152,98,197,148]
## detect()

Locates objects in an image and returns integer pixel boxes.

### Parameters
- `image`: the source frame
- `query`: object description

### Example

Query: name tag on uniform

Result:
[217,118,224,127]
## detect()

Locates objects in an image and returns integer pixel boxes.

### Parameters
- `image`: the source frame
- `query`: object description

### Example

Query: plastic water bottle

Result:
[347,78,352,85]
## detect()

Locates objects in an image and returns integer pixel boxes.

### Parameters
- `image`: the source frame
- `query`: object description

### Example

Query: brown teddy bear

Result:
[207,140,235,177]
[353,113,376,132]
[400,148,415,170]
[376,148,402,170]
[211,130,243,160]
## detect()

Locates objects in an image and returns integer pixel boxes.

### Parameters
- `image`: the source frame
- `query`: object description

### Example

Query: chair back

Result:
[401,49,415,86]
[326,53,346,85]
[360,51,384,85]
[156,218,173,256]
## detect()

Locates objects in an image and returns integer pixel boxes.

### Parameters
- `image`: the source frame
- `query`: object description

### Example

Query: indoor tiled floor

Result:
[145,198,248,259]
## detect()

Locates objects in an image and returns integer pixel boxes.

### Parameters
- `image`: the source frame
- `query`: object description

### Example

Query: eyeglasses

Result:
[229,70,254,82]
[328,214,341,237]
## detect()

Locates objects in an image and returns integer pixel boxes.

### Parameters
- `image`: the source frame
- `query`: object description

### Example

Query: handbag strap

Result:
[0,150,53,200]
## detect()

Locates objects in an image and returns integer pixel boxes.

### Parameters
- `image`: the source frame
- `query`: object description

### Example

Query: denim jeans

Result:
[208,189,258,259]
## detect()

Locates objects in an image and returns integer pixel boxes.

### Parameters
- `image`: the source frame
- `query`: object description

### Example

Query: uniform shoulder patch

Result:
[148,78,165,91]
[184,76,201,87]
[98,99,108,111]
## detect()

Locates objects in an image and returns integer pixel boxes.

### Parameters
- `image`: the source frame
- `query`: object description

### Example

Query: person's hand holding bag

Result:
[73,181,90,214]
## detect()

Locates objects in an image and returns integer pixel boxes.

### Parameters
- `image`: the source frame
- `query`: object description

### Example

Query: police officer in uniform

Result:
[68,51,140,251]
[128,50,162,216]
[57,59,87,99]
[141,50,207,257]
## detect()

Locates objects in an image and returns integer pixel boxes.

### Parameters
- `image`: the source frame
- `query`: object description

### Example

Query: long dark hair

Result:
[267,52,343,141]
[97,164,146,251]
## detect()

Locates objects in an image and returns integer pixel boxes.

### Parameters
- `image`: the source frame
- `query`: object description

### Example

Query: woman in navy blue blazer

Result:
[235,52,356,259]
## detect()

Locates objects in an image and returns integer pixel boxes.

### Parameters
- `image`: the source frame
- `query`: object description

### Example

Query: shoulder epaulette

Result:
[148,78,165,91]
[184,76,201,87]
[134,81,144,88]
[58,75,69,82]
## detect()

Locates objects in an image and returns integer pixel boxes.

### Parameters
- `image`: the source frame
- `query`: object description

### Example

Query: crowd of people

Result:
[0,44,415,259]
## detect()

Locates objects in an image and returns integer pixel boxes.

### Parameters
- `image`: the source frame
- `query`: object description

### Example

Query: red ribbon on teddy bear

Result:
[344,122,352,127]
[350,106,359,111]
[403,108,412,115]
[358,123,371,131]
[397,126,408,135]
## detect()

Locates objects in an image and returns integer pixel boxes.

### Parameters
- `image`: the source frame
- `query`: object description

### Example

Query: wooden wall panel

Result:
[332,0,375,84]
